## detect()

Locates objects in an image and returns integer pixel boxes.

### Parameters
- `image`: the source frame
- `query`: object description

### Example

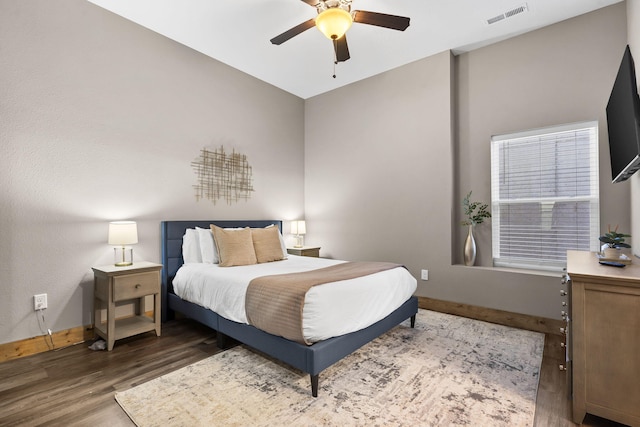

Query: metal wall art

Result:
[191,146,254,205]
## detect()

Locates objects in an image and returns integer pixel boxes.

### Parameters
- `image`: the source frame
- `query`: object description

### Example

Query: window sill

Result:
[453,263,560,278]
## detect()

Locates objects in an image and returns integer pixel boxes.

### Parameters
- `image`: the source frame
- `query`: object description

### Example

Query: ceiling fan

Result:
[270,0,410,64]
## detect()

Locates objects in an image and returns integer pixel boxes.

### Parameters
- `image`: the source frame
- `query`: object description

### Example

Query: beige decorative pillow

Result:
[252,226,285,263]
[210,225,257,267]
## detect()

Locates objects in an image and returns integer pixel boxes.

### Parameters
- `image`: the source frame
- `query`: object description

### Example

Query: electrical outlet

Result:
[421,269,429,281]
[34,293,47,310]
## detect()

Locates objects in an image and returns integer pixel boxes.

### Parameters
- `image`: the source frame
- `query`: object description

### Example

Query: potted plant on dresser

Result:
[599,224,631,260]
[461,191,492,266]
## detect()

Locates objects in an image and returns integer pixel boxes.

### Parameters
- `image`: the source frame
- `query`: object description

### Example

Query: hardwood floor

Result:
[0,319,628,426]
[533,334,626,427]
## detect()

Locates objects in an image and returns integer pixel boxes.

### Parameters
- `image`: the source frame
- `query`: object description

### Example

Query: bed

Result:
[161,220,418,397]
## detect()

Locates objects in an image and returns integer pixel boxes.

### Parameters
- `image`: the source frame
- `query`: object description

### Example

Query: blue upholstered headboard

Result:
[160,220,283,319]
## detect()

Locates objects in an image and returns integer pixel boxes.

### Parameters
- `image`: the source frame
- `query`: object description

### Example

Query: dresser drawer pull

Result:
[559,364,567,371]
[560,327,566,334]
[560,290,567,296]
[560,342,566,348]
[135,284,141,289]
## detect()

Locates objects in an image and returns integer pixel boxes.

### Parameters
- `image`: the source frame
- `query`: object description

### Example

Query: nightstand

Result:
[287,246,321,257]
[92,262,162,351]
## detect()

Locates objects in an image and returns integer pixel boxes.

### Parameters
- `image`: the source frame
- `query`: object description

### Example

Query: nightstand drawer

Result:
[113,271,159,301]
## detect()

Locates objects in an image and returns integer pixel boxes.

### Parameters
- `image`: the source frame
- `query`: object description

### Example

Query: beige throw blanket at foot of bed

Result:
[245,261,403,345]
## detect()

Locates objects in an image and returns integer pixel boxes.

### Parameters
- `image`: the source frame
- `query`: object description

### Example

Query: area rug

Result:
[115,310,544,426]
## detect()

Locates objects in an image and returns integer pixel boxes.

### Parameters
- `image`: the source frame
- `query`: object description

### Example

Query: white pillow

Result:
[196,226,217,263]
[182,228,202,263]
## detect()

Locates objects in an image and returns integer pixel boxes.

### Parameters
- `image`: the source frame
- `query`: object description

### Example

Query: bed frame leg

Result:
[310,374,319,397]
[162,306,175,323]
[216,331,229,349]
[410,314,416,328]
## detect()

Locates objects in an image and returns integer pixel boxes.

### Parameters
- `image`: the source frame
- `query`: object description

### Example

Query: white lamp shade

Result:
[290,220,306,235]
[108,221,138,245]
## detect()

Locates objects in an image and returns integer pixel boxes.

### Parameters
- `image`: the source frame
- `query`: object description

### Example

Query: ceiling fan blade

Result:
[300,0,320,6]
[270,18,316,45]
[353,10,410,31]
[334,36,350,62]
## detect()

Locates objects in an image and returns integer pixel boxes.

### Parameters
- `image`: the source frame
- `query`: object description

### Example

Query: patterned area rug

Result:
[115,310,544,426]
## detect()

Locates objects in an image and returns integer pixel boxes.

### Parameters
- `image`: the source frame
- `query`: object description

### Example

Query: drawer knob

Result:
[559,364,567,371]
[135,284,141,289]
[560,342,566,348]
[560,327,566,334]
[560,290,567,296]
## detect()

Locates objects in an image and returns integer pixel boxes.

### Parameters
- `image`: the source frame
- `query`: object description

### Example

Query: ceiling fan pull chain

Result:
[332,39,337,78]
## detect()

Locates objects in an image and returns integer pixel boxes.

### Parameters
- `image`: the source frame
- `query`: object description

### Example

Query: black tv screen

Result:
[606,45,640,183]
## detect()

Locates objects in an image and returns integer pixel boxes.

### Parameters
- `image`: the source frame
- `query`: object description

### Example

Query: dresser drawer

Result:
[113,271,159,301]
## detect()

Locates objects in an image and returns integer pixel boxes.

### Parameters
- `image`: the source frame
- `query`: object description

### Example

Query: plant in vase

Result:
[598,225,631,259]
[461,191,492,266]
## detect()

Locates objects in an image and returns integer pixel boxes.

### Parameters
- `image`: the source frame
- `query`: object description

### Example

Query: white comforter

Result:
[172,255,417,342]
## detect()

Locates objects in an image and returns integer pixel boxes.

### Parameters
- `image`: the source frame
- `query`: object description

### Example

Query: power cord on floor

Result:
[36,308,55,350]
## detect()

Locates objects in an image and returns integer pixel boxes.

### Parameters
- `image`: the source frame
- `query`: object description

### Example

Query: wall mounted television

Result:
[606,44,640,183]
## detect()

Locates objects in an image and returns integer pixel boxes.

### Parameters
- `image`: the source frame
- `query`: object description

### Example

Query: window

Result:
[490,122,600,271]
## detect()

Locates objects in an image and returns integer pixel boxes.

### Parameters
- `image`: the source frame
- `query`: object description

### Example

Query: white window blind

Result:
[490,122,600,271]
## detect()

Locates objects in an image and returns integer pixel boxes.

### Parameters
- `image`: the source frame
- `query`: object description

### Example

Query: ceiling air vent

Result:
[486,3,529,25]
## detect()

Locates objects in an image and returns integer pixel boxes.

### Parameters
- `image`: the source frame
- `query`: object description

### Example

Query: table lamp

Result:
[291,220,306,248]
[108,221,138,266]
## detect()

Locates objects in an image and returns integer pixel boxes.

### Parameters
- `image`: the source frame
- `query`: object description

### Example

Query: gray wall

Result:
[1,0,633,346]
[304,50,454,273]
[0,0,304,345]
[305,3,628,320]
[457,3,629,265]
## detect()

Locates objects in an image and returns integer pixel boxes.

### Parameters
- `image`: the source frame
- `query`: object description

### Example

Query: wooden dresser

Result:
[567,250,640,426]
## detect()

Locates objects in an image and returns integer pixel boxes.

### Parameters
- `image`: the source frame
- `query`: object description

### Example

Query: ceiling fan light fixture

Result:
[316,8,353,40]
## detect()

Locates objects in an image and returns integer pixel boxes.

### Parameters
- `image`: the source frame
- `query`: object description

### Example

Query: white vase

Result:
[464,225,476,266]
